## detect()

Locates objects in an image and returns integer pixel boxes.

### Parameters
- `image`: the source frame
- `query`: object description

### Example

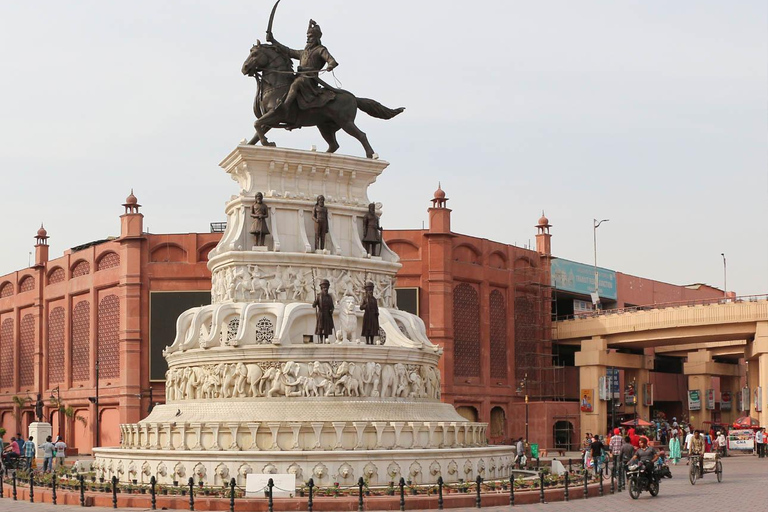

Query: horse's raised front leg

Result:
[340,121,375,159]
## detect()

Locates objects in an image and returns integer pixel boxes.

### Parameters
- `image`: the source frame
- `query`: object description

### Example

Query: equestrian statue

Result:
[241,0,404,158]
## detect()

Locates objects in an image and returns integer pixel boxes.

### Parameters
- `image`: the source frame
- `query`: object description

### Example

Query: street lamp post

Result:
[517,374,529,442]
[721,253,727,299]
[88,360,100,449]
[135,387,155,414]
[593,219,610,310]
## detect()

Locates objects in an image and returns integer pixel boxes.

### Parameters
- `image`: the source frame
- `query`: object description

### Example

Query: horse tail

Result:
[356,97,405,120]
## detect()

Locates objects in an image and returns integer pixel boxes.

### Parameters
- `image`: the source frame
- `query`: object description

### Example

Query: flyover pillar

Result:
[746,322,768,427]
[684,349,741,429]
[575,337,649,437]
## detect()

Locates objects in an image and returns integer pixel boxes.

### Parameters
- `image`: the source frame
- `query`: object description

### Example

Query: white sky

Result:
[0,1,766,295]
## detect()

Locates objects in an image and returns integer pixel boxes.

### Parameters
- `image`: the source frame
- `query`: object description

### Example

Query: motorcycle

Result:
[627,460,661,499]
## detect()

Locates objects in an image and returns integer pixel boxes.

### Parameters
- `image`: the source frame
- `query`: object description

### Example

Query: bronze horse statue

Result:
[242,42,404,158]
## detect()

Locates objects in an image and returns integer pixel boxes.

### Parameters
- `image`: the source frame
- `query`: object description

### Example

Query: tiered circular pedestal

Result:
[93,146,512,488]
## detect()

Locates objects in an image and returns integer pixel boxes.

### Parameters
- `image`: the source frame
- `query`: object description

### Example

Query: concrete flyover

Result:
[554,295,768,435]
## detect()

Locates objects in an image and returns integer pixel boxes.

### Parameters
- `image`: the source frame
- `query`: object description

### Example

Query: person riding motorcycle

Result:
[628,436,660,482]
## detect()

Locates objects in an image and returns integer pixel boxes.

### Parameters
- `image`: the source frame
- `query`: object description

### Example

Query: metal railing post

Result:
[399,477,405,512]
[509,474,514,506]
[564,471,569,501]
[79,474,85,506]
[12,470,17,501]
[539,472,545,504]
[610,459,615,494]
[111,476,118,508]
[437,476,444,510]
[229,478,236,512]
[267,478,274,512]
[52,473,57,505]
[307,478,314,512]
[583,469,588,499]
[150,476,157,510]
[475,475,482,508]
[358,477,365,512]
[29,471,34,503]
[188,477,195,511]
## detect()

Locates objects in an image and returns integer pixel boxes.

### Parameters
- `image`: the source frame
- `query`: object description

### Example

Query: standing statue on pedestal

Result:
[35,393,44,422]
[360,281,380,345]
[241,0,405,159]
[313,195,329,251]
[362,203,382,256]
[313,279,335,343]
[250,192,270,246]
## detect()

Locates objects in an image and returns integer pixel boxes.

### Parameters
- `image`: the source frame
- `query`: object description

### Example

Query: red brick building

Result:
[0,188,726,454]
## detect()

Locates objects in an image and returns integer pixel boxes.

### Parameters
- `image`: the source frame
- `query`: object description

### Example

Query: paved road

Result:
[0,454,765,511]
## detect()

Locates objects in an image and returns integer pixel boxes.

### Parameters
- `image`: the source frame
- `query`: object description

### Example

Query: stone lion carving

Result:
[287,463,303,481]
[429,461,441,476]
[216,463,230,483]
[363,462,378,480]
[409,462,422,479]
[141,461,152,477]
[338,462,354,481]
[386,462,401,479]
[336,296,358,343]
[313,463,328,480]
[263,463,277,474]
[463,460,473,476]
[157,462,168,477]
[174,462,186,479]
[447,460,458,476]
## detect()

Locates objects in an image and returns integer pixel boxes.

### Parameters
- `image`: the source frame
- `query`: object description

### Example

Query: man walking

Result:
[24,435,36,470]
[756,428,765,458]
[515,437,525,467]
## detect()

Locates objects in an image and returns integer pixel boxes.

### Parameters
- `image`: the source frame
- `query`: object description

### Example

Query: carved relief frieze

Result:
[166,360,441,401]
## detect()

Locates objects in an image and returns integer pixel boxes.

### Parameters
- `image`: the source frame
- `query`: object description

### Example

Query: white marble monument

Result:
[93,146,513,488]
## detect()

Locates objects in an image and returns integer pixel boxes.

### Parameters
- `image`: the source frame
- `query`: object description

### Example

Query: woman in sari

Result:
[668,431,682,465]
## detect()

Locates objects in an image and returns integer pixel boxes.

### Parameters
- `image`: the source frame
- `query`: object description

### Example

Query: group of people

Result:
[1,431,67,472]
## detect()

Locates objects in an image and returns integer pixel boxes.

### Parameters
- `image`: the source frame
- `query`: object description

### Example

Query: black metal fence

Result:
[0,460,609,510]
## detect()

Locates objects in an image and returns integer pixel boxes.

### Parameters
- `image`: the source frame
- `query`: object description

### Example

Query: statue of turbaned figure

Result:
[241,0,404,158]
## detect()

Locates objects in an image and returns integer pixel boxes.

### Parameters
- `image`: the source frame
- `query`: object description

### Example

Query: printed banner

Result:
[742,387,750,412]
[755,387,762,412]
[643,383,654,407]
[688,390,701,411]
[705,389,716,410]
[721,391,732,411]
[580,389,594,412]
[598,376,609,401]
[607,368,620,398]
[727,429,755,451]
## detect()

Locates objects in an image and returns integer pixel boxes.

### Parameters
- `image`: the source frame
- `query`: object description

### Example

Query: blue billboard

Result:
[551,258,617,300]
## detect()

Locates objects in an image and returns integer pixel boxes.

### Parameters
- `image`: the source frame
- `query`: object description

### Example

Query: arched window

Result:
[97,252,120,271]
[19,276,35,293]
[490,406,506,438]
[489,290,507,379]
[0,282,13,298]
[72,260,91,277]
[72,301,91,382]
[48,267,65,284]
[453,283,480,377]
[456,405,479,422]
[98,295,120,379]
[48,307,66,384]
[19,314,35,387]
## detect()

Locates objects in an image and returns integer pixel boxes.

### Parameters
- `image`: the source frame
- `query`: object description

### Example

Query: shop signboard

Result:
[755,387,762,412]
[727,429,755,451]
[607,368,620,398]
[721,391,732,411]
[551,258,617,300]
[688,390,701,411]
[705,389,716,410]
